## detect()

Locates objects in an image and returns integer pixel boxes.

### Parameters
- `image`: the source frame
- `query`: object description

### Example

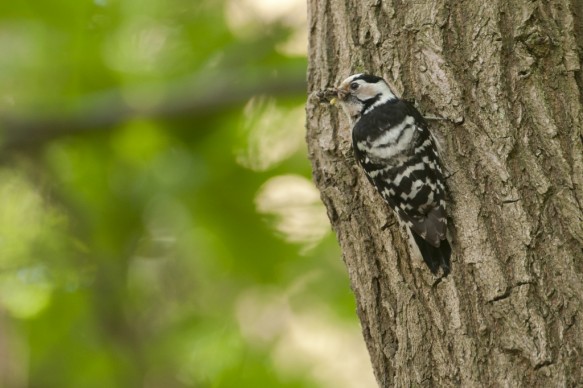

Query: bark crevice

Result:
[307,0,583,386]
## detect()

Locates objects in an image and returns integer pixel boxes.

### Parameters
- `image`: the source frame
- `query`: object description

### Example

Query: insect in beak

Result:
[331,88,349,105]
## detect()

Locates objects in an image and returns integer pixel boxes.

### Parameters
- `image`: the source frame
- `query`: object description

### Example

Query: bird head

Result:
[332,73,396,122]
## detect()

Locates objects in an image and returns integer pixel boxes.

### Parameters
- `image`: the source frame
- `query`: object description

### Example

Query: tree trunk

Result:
[306,0,583,386]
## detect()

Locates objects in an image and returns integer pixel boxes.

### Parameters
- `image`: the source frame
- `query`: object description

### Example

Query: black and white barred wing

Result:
[353,109,448,247]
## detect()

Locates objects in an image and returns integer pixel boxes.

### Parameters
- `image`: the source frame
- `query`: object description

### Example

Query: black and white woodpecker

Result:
[321,73,451,275]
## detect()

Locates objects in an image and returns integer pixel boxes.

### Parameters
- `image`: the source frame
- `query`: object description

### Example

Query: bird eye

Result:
[350,82,359,90]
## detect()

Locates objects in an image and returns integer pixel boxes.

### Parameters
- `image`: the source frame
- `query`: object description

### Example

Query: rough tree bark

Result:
[306,1,583,386]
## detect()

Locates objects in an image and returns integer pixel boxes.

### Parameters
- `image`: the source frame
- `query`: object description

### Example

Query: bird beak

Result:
[331,87,349,105]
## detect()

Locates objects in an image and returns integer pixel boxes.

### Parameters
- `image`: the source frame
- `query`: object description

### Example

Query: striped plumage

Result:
[335,73,451,275]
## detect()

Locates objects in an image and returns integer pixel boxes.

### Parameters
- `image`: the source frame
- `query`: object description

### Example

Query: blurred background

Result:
[0,0,376,387]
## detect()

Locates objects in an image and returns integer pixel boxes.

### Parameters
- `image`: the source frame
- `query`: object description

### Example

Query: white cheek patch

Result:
[358,84,377,100]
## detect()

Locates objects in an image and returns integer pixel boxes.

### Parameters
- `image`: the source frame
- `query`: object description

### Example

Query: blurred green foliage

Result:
[0,0,375,387]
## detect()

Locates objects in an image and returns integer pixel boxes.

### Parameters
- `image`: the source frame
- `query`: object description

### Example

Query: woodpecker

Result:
[323,73,451,275]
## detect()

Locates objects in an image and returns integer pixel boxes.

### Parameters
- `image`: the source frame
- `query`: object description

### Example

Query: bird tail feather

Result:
[411,231,451,276]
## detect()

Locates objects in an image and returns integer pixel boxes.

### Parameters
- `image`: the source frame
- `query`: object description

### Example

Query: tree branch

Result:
[0,70,306,151]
